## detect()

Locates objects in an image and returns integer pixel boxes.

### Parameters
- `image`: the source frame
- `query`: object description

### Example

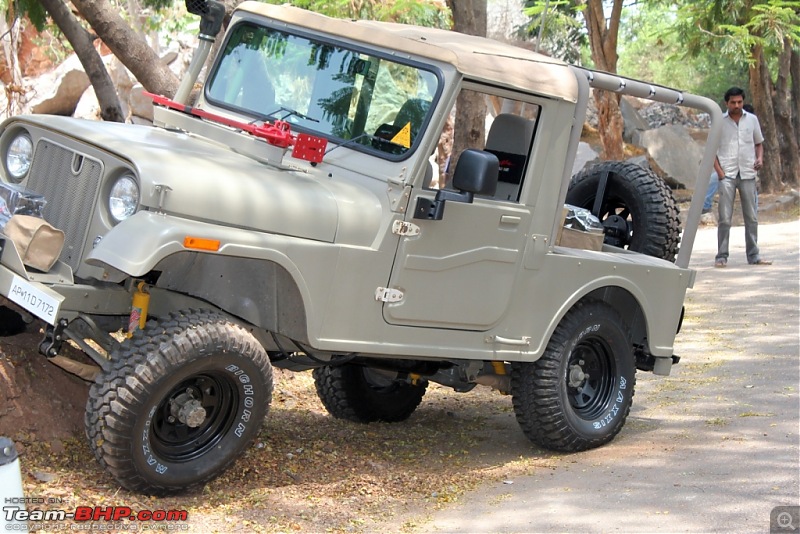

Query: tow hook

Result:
[39,318,68,357]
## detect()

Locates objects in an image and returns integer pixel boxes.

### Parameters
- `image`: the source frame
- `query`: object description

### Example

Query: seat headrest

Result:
[485,114,534,154]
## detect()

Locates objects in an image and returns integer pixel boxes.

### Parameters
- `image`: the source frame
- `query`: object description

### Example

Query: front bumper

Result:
[0,236,131,327]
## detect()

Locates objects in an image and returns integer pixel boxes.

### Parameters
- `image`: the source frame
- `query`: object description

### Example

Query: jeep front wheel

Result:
[566,160,681,261]
[511,300,636,452]
[85,309,273,495]
[313,365,427,423]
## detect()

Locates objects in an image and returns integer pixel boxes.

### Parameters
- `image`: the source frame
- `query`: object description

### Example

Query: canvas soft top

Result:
[236,1,579,103]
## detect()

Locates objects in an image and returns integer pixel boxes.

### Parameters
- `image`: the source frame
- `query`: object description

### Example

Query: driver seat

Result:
[484,114,535,202]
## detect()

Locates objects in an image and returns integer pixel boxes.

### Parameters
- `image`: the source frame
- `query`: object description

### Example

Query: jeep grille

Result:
[27,140,102,272]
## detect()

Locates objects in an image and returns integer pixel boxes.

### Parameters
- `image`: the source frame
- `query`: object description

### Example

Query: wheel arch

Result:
[540,282,649,358]
[153,252,310,343]
[582,286,646,347]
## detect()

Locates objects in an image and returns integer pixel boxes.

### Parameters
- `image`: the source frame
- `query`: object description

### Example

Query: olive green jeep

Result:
[0,1,722,494]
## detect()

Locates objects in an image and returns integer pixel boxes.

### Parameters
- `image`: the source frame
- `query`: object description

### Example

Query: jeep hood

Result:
[23,116,347,242]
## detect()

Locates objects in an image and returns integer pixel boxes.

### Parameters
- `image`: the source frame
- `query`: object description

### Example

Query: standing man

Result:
[714,87,770,267]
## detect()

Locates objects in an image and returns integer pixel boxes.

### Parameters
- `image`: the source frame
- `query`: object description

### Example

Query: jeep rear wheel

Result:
[566,161,681,261]
[511,300,636,452]
[85,309,273,495]
[312,365,427,423]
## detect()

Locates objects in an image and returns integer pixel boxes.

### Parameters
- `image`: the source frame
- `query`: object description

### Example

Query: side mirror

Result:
[414,149,500,221]
[452,149,499,196]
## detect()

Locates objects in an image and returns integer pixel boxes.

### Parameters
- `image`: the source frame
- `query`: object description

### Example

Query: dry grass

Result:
[15,369,558,533]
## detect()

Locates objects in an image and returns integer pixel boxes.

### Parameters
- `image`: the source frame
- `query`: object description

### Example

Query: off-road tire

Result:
[312,365,427,423]
[511,300,636,452]
[566,161,681,261]
[85,309,273,495]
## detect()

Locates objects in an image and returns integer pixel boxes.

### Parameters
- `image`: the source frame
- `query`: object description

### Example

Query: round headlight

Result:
[109,175,139,223]
[6,133,33,181]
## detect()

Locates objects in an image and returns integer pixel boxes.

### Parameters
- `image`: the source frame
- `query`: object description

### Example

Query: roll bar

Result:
[566,66,723,269]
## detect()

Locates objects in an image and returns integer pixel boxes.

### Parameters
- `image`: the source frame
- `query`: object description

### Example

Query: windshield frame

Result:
[204,17,444,162]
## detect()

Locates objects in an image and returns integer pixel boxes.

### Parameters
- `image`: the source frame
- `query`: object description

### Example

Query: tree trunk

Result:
[0,17,24,116]
[774,38,799,188]
[748,45,782,193]
[40,0,124,122]
[584,0,624,161]
[445,0,487,181]
[71,0,179,98]
[791,48,800,182]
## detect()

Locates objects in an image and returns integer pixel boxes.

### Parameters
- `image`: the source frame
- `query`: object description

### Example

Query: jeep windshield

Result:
[206,21,440,158]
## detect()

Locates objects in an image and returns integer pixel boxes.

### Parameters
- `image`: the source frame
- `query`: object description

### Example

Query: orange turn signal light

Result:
[184,236,220,251]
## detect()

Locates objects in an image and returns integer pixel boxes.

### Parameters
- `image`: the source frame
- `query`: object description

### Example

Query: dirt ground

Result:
[0,193,796,533]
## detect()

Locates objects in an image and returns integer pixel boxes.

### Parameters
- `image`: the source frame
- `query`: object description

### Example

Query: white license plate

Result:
[7,275,60,325]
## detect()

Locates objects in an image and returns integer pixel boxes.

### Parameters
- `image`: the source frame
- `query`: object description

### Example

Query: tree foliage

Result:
[522,0,587,64]
[1,0,47,30]
[617,3,749,99]
[260,0,451,28]
[672,0,800,190]
[675,0,800,59]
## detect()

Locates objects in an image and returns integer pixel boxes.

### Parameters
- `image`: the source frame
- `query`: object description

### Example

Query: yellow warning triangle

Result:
[391,122,412,148]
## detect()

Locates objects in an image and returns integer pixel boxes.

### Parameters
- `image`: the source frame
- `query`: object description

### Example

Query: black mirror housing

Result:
[414,150,500,221]
[452,149,499,196]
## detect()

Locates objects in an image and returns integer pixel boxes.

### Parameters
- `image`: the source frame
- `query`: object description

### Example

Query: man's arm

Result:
[754,142,763,171]
[714,156,726,179]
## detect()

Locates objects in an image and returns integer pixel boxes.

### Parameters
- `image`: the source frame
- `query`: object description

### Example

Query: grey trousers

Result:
[716,175,760,263]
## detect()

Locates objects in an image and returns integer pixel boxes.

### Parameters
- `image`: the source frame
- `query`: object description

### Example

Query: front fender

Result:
[86,211,301,279]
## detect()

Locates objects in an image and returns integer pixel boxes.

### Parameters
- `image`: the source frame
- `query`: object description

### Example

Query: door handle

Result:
[500,215,522,225]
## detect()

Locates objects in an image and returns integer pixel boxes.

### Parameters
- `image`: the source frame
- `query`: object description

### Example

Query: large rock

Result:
[28,54,90,116]
[637,124,704,190]
[620,97,649,144]
[73,86,101,121]
[640,101,711,129]
[571,141,599,176]
[129,84,154,122]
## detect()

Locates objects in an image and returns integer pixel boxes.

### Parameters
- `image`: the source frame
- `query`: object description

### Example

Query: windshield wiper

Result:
[325,131,409,156]
[324,132,376,155]
[258,106,319,123]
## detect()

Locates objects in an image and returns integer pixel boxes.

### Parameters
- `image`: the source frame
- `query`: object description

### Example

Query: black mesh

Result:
[185,0,208,15]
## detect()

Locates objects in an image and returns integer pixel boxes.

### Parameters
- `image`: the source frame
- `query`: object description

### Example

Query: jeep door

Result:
[383,87,541,330]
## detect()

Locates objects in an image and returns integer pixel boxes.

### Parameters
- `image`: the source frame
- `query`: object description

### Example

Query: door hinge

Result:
[392,220,421,237]
[375,287,404,303]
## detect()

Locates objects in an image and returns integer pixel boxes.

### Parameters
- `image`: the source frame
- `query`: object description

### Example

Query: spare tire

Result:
[566,161,680,262]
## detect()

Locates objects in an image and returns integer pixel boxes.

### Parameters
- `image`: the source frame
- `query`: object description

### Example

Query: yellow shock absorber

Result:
[128,281,150,337]
[491,361,507,375]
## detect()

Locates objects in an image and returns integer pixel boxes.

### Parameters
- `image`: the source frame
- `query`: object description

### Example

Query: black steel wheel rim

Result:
[566,337,616,419]
[151,372,237,462]
[598,199,634,247]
